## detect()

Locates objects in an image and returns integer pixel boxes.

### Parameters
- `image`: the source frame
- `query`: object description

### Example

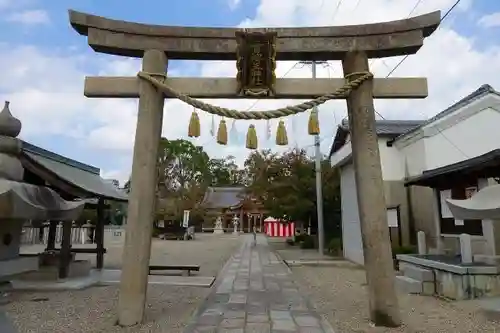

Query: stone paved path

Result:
[184,234,334,333]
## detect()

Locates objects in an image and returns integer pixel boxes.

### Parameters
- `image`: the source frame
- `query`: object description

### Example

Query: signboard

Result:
[182,210,190,228]
[235,31,276,97]
[387,208,399,227]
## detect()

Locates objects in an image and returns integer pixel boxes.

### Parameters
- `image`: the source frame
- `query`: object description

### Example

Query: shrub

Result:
[300,235,315,249]
[326,237,342,255]
[392,245,416,256]
[285,238,295,246]
[294,234,306,243]
[391,245,416,270]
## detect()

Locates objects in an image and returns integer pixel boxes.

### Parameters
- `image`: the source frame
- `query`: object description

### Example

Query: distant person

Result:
[252,225,257,246]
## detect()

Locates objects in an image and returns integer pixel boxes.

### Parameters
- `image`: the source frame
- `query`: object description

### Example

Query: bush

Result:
[392,245,416,270]
[294,234,306,243]
[326,237,342,255]
[285,238,295,246]
[392,245,416,256]
[300,235,315,249]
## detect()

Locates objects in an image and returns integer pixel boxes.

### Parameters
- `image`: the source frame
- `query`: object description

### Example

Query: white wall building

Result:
[330,84,500,265]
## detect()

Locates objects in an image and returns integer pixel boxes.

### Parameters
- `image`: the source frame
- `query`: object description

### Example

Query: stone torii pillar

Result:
[117,50,167,326]
[68,9,440,327]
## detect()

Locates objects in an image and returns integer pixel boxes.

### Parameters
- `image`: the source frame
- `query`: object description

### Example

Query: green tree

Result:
[244,148,341,235]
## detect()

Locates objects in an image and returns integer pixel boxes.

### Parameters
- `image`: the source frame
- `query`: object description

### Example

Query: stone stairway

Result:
[395,263,435,295]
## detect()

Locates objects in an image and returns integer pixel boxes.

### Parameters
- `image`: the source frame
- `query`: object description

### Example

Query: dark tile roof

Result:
[21,141,128,201]
[405,149,500,188]
[200,186,246,209]
[392,84,500,143]
[329,119,424,157]
[329,84,500,158]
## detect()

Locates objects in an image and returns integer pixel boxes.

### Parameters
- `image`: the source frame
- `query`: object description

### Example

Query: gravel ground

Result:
[292,264,500,333]
[2,233,241,333]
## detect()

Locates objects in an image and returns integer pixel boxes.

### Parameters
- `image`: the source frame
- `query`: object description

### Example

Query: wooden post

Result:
[95,198,105,269]
[239,209,243,232]
[342,51,401,327]
[46,220,58,251]
[117,49,167,326]
[58,221,72,279]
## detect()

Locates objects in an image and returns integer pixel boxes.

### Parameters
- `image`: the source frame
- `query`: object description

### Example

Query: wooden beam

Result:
[84,77,428,99]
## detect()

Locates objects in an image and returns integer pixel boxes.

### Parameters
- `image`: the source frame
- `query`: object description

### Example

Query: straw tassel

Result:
[188,110,200,138]
[217,119,228,145]
[308,109,320,135]
[275,120,288,146]
[246,124,258,150]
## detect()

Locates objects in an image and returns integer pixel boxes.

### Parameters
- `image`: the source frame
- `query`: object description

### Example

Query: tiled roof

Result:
[329,84,500,158]
[21,141,128,201]
[340,118,424,135]
[200,186,246,209]
[393,84,500,143]
[329,119,424,157]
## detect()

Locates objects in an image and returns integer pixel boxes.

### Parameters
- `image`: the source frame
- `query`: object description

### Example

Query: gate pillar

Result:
[117,49,167,326]
[343,51,400,326]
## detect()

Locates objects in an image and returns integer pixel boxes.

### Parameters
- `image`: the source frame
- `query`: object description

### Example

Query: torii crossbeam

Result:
[68,9,440,328]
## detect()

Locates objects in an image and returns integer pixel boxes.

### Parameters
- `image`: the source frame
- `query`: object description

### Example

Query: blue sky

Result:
[1,0,500,184]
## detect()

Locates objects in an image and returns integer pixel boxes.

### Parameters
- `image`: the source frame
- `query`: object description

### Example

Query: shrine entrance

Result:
[68,9,440,327]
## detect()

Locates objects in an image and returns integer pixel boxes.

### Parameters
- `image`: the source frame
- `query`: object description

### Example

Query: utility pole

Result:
[300,60,326,256]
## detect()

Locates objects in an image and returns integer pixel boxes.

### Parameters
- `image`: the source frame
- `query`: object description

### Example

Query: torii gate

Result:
[68,10,440,327]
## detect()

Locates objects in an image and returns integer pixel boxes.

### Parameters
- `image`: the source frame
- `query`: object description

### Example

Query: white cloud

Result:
[228,0,241,10]
[6,9,50,25]
[478,12,500,28]
[2,0,499,185]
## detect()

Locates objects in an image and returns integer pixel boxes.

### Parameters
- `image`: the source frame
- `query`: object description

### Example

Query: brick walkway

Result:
[184,234,334,333]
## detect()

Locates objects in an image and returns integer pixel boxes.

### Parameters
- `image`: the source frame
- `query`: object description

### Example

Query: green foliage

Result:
[300,235,316,249]
[285,238,295,246]
[392,245,417,255]
[326,237,342,255]
[123,139,341,240]
[244,148,341,233]
[391,245,416,270]
[294,234,306,243]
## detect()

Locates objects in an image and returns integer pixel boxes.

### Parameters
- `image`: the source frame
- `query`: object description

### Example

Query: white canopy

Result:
[446,184,500,220]
[0,179,86,220]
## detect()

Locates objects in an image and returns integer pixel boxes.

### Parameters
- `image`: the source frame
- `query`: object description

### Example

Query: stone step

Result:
[395,275,434,295]
[395,275,423,294]
[478,297,500,322]
[403,265,434,282]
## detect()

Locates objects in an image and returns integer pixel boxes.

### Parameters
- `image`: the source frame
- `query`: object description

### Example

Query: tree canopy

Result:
[122,138,341,233]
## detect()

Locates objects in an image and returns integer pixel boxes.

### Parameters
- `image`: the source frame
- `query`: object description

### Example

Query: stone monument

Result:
[232,215,239,235]
[213,216,224,234]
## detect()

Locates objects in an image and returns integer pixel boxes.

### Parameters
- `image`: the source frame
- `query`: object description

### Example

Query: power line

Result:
[332,0,344,22]
[385,0,462,78]
[369,0,425,71]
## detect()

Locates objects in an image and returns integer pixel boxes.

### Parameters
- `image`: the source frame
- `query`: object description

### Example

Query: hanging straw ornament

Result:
[217,118,228,145]
[308,109,320,135]
[210,114,216,137]
[266,119,271,141]
[275,120,288,146]
[246,124,258,150]
[229,120,239,145]
[188,109,201,138]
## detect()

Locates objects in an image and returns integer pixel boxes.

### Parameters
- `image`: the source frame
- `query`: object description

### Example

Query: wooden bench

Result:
[149,265,200,276]
[53,248,107,254]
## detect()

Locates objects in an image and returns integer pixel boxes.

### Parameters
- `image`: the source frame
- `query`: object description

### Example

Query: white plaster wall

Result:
[378,138,406,181]
[398,139,427,177]
[424,107,500,170]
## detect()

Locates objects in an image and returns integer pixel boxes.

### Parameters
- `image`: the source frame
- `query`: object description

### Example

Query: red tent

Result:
[264,217,295,237]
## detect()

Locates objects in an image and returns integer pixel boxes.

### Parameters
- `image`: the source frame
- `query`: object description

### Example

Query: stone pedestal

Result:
[213,227,224,234]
